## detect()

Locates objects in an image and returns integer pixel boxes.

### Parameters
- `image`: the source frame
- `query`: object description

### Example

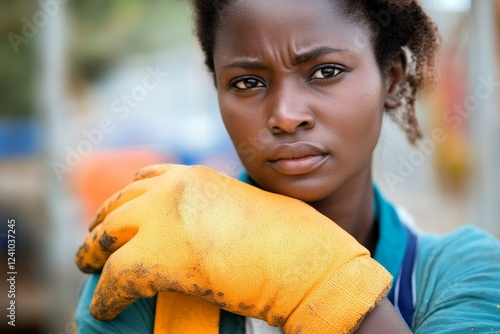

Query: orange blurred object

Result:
[71,148,177,223]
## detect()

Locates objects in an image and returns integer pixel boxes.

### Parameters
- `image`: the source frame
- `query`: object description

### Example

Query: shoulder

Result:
[412,226,500,333]
[75,274,156,334]
[417,225,500,277]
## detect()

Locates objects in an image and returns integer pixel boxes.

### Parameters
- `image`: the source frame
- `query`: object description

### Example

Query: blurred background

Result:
[0,0,499,332]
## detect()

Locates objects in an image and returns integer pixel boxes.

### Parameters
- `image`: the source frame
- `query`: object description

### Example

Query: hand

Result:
[75,164,392,333]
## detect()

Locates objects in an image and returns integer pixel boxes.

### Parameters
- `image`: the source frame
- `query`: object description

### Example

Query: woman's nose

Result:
[267,81,315,135]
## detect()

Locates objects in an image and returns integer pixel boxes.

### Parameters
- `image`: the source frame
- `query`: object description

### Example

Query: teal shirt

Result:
[413,227,500,332]
[75,187,500,333]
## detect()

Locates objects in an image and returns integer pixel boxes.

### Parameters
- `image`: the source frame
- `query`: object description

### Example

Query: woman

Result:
[74,0,500,333]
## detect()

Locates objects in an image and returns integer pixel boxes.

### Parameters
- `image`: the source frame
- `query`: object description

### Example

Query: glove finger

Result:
[88,240,152,321]
[133,163,175,181]
[76,200,139,273]
[89,177,155,231]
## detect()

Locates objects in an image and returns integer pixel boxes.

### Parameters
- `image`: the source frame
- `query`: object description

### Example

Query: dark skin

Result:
[213,0,411,332]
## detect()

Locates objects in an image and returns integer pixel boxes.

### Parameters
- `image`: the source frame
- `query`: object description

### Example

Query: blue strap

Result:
[387,226,418,327]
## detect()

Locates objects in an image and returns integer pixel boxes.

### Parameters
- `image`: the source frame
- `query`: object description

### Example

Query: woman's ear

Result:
[384,51,407,109]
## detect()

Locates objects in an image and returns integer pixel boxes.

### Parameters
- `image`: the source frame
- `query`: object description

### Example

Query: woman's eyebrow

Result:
[222,47,349,70]
[293,47,348,65]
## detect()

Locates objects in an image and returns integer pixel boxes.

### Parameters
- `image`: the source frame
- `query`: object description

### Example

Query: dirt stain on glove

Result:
[99,231,117,253]
[189,284,228,309]
[75,242,102,273]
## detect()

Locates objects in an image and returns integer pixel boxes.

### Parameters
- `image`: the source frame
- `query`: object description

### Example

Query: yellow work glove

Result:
[75,164,392,333]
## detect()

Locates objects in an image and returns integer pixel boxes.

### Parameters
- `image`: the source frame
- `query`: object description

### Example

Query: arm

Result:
[356,298,412,333]
[75,164,393,333]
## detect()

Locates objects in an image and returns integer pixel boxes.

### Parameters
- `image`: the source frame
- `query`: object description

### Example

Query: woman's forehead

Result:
[216,0,353,34]
[214,0,372,64]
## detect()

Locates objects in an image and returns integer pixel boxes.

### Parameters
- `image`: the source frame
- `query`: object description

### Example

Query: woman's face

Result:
[214,0,392,202]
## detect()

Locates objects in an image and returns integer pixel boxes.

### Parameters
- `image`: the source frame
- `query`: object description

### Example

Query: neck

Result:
[307,167,378,254]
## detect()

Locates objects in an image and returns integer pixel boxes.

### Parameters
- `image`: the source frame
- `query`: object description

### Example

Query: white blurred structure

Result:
[469,0,500,238]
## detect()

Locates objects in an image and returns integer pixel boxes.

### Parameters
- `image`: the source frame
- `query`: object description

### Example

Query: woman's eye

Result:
[232,78,264,90]
[310,66,342,80]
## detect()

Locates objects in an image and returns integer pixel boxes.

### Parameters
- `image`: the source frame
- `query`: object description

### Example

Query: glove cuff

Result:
[284,255,392,334]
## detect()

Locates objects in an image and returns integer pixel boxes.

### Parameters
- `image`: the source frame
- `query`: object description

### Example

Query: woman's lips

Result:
[268,154,328,175]
[268,142,328,175]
